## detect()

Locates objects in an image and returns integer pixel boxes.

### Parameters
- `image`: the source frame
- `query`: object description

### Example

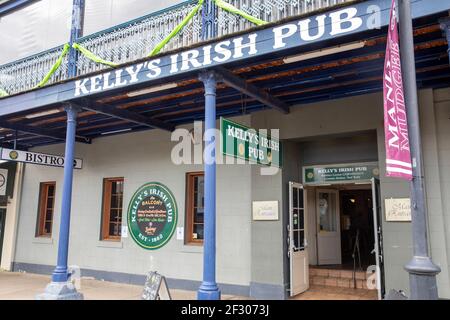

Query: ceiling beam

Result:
[77,101,175,132]
[0,120,91,144]
[215,67,290,114]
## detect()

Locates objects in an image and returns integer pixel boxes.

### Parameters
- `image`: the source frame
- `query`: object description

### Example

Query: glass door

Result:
[289,182,309,296]
[316,189,341,265]
[0,208,6,265]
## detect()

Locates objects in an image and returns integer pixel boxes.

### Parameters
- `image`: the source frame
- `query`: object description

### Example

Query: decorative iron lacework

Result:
[217,0,350,38]
[0,46,68,95]
[0,0,353,96]
[75,2,202,76]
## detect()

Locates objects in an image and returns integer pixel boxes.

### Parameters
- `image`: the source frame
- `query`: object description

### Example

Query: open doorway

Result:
[315,184,376,269]
[339,188,375,270]
[288,180,384,300]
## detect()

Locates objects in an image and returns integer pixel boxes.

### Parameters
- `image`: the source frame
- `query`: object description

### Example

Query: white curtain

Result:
[0,0,186,65]
[0,0,72,65]
[83,0,184,35]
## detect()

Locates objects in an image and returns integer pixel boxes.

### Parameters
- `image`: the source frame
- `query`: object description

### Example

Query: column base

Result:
[197,289,221,300]
[36,281,84,300]
[197,283,221,300]
[405,256,441,300]
[404,256,441,275]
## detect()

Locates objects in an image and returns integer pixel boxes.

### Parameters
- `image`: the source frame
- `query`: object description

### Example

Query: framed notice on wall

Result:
[385,198,411,222]
[0,168,8,196]
[252,201,279,221]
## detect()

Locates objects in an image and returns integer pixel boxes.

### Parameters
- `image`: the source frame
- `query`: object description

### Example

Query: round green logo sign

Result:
[127,182,178,250]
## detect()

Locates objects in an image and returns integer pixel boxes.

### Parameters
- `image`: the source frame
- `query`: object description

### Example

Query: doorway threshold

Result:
[290,285,378,300]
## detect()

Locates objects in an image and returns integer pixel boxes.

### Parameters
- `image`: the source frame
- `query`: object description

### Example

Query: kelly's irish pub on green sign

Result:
[303,163,380,185]
[221,118,282,167]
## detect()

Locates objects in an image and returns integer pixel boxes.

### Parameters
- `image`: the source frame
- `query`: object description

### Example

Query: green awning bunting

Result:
[214,0,268,26]
[148,0,266,57]
[72,43,119,68]
[0,88,8,97]
[35,43,71,88]
[148,0,204,57]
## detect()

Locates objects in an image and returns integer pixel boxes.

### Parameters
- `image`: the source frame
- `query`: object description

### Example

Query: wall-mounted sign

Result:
[0,148,83,169]
[121,226,128,238]
[303,162,379,185]
[252,201,279,221]
[127,182,178,250]
[141,271,172,300]
[385,198,411,222]
[221,118,282,167]
[0,168,8,196]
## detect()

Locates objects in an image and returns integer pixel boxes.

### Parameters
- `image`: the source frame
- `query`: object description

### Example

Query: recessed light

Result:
[25,109,61,119]
[127,83,178,97]
[283,41,366,64]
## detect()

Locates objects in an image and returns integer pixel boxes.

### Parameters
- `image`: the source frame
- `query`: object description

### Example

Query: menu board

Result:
[141,271,172,300]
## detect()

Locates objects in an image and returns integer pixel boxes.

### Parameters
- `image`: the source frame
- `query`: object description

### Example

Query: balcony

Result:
[0,0,355,97]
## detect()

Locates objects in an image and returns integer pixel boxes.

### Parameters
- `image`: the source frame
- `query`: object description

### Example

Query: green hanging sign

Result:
[127,182,178,250]
[221,117,282,167]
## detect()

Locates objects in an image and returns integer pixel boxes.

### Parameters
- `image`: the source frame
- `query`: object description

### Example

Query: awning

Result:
[0,0,448,148]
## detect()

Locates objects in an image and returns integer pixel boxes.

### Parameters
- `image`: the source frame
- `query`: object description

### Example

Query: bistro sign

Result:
[0,148,83,169]
[127,182,178,250]
[303,163,379,184]
[221,118,282,167]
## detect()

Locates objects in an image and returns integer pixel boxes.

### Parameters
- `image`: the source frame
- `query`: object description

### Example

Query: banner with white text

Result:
[383,0,412,180]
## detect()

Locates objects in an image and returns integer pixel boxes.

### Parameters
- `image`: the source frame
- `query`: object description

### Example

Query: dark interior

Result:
[340,189,376,270]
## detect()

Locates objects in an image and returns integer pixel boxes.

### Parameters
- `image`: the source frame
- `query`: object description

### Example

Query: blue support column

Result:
[37,104,83,300]
[68,0,85,77]
[197,70,221,300]
[52,104,79,283]
[37,0,85,300]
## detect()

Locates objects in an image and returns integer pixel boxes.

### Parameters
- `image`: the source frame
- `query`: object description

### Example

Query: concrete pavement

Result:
[0,271,245,300]
[0,271,377,300]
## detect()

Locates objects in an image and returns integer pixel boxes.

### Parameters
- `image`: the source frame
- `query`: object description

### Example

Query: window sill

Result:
[96,240,123,249]
[181,244,203,253]
[32,237,54,245]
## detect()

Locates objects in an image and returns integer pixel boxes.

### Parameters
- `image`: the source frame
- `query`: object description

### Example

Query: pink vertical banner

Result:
[383,0,412,180]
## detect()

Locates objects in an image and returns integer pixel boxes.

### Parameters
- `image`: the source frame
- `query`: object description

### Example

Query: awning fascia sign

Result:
[0,148,83,169]
[0,0,448,116]
[302,162,379,185]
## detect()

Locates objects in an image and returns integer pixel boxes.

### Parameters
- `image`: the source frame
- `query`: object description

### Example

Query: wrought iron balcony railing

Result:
[0,0,353,96]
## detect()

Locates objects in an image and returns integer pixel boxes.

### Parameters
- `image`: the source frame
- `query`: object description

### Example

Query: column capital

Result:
[199,70,217,86]
[63,103,81,118]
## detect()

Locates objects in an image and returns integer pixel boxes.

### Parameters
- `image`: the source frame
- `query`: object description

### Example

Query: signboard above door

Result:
[0,148,83,169]
[303,162,379,185]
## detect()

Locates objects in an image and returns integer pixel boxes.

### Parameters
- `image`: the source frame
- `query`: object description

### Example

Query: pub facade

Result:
[0,0,450,300]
